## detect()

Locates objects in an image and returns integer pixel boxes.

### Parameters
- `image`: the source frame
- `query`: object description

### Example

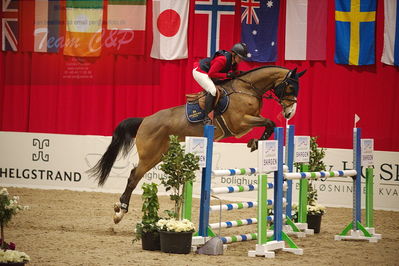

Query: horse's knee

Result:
[267,120,276,129]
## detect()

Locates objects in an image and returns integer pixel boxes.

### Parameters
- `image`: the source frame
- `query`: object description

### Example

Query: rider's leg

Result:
[192,68,217,124]
[204,93,215,124]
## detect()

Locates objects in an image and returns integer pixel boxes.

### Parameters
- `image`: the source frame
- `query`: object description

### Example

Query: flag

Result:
[150,0,189,60]
[19,0,63,53]
[193,0,236,57]
[19,0,34,52]
[64,0,104,57]
[381,0,399,66]
[241,0,280,62]
[285,0,327,61]
[106,0,146,55]
[334,0,376,65]
[2,0,18,51]
[354,113,360,127]
[34,0,61,53]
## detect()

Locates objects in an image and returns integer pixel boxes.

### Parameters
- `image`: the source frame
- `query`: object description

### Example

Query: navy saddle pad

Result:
[185,92,229,123]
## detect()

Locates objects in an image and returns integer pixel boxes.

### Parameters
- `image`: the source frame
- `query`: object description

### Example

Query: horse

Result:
[89,65,306,224]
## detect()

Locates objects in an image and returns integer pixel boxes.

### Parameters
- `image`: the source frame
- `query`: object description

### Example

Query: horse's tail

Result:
[89,117,143,186]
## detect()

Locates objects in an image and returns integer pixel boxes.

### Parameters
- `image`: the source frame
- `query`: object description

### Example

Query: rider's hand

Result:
[227,72,235,78]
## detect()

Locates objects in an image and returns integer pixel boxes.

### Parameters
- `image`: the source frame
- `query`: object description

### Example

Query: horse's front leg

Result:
[240,115,276,152]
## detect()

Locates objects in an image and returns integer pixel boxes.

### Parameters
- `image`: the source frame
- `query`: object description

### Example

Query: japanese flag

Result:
[150,0,189,60]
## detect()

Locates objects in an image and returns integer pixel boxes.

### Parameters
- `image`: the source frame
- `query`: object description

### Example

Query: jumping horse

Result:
[89,66,306,223]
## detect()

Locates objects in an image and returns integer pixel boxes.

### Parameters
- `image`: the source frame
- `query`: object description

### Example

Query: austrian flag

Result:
[285,0,327,61]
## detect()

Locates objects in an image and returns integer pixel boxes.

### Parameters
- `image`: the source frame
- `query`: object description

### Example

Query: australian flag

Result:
[241,0,280,62]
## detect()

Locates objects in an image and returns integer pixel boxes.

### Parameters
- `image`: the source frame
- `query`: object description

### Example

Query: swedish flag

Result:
[335,0,376,65]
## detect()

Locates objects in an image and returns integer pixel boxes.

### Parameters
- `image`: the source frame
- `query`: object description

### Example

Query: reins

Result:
[223,70,298,108]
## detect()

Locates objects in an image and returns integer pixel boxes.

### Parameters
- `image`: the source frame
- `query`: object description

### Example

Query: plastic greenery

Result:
[0,188,30,263]
[133,183,160,242]
[160,135,200,220]
[0,188,28,250]
[307,136,327,206]
[294,137,327,216]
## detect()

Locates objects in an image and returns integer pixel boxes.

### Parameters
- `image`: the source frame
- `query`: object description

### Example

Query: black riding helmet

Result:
[231,42,248,60]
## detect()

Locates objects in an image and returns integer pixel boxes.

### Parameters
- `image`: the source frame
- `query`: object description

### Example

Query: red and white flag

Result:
[105,0,146,55]
[285,0,327,60]
[150,0,189,60]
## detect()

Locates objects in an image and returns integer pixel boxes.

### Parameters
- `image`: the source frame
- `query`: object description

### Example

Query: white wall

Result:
[0,131,398,211]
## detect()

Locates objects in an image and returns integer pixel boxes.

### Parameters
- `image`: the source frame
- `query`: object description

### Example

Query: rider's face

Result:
[234,55,242,64]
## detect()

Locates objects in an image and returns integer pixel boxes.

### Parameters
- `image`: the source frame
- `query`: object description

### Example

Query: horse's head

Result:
[273,68,306,120]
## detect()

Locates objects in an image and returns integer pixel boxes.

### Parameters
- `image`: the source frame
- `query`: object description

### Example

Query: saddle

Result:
[186,86,223,109]
[185,86,229,123]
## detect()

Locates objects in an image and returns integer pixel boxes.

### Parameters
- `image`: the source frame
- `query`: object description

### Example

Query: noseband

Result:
[270,72,299,108]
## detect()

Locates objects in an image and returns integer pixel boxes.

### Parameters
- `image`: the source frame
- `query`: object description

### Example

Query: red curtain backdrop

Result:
[1,0,398,152]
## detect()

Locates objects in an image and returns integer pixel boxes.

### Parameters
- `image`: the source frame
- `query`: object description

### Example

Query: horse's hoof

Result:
[247,139,258,152]
[247,138,255,148]
[113,202,121,212]
[113,209,126,224]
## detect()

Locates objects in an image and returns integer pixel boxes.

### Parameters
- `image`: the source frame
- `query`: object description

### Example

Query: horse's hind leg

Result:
[113,161,153,223]
[113,139,167,223]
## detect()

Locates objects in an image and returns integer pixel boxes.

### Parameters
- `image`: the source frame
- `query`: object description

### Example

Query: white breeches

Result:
[192,67,217,96]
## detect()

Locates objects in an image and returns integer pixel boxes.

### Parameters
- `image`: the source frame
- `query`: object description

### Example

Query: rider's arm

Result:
[207,56,229,79]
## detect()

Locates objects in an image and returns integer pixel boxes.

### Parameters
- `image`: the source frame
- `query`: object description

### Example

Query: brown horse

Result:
[89,66,306,223]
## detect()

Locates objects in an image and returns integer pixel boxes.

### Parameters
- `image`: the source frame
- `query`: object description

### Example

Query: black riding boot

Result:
[204,94,216,125]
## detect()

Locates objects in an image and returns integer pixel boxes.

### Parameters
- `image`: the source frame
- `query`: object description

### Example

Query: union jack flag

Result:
[241,0,260,24]
[2,0,19,51]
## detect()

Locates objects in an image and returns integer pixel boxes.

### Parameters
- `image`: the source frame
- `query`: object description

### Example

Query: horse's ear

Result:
[291,68,297,76]
[297,69,307,78]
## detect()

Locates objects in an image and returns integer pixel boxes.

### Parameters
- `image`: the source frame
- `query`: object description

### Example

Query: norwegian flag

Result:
[2,0,19,51]
[193,0,237,57]
[241,0,260,24]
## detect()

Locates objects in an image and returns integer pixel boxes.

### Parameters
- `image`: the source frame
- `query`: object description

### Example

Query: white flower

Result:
[307,204,326,215]
[0,250,30,263]
[0,188,9,196]
[156,218,195,233]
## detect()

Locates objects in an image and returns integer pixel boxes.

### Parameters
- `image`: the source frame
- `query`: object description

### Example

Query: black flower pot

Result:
[141,231,161,251]
[307,214,322,233]
[159,231,193,254]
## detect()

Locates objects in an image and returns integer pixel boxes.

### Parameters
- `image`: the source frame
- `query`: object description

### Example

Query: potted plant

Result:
[157,135,199,254]
[294,137,327,233]
[0,188,30,265]
[133,183,161,251]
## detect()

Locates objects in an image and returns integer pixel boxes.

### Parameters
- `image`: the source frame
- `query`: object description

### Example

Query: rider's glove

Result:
[227,72,235,78]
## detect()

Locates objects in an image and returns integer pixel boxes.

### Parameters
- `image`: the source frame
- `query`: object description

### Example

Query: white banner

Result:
[0,132,398,211]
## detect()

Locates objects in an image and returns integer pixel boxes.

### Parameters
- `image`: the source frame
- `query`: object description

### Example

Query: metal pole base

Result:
[248,241,303,258]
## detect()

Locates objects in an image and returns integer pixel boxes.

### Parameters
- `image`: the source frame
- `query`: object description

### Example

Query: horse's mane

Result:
[237,65,289,78]
[216,65,289,86]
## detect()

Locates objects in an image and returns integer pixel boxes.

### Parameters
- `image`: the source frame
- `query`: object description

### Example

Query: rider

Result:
[193,42,249,124]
